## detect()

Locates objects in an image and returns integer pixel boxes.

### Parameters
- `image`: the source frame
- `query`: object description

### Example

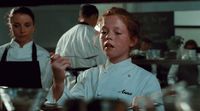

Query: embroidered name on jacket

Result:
[118,89,132,95]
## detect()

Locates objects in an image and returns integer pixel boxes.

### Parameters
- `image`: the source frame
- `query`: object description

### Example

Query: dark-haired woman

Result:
[0,7,52,89]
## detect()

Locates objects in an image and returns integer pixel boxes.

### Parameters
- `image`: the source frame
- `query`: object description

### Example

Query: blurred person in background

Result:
[131,38,153,59]
[168,39,200,86]
[55,4,106,89]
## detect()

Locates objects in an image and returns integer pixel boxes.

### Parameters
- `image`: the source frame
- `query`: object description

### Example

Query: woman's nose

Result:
[20,26,26,33]
[105,33,112,40]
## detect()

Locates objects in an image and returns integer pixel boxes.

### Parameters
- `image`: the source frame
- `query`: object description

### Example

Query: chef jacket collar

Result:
[104,58,132,71]
[78,22,89,25]
[9,38,33,48]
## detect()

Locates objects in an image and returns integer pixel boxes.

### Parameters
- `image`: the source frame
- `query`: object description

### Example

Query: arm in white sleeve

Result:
[41,60,53,89]
[132,75,164,111]
[46,71,87,106]
[167,64,179,85]
[55,35,64,55]
[46,80,72,106]
[38,53,53,89]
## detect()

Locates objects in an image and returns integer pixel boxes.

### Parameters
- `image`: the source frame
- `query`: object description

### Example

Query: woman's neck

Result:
[109,55,130,64]
[14,38,32,47]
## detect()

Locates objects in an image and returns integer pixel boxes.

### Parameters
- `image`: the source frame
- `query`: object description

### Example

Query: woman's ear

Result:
[130,37,138,48]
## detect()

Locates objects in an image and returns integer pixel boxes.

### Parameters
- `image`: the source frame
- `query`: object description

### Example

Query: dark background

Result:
[0,0,199,7]
[133,12,174,51]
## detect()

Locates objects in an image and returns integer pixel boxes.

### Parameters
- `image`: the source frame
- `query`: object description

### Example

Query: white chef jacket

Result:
[55,24,106,68]
[55,23,107,90]
[0,39,53,89]
[47,58,164,111]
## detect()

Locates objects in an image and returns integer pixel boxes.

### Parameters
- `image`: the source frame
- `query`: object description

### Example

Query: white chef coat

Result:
[47,58,164,111]
[0,39,53,89]
[55,23,107,90]
[55,24,107,68]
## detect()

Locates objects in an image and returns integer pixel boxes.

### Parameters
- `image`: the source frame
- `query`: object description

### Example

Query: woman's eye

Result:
[115,32,122,35]
[101,30,107,35]
[25,23,32,28]
[12,24,19,28]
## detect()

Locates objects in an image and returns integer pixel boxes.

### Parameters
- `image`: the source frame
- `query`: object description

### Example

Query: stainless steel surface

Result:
[0,88,48,111]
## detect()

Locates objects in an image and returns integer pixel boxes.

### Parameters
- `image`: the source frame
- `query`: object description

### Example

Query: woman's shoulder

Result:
[78,66,101,78]
[128,64,160,86]
[0,43,10,52]
[0,43,10,48]
[130,63,155,77]
[76,24,95,32]
[0,43,10,59]
[35,44,50,56]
